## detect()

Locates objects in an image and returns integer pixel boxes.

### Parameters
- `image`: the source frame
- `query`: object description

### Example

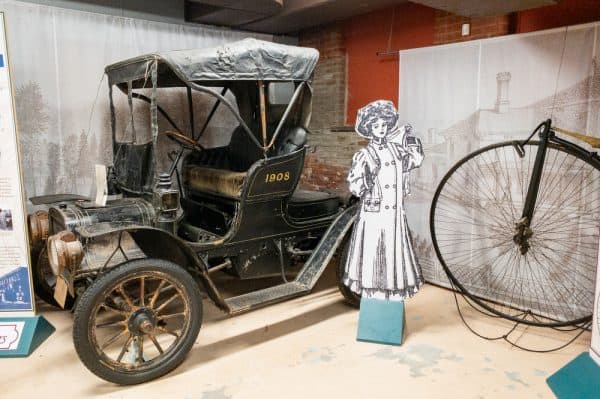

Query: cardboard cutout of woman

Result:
[343,100,424,301]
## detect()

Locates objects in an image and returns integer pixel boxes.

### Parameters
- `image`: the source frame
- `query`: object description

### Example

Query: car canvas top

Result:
[104,38,320,86]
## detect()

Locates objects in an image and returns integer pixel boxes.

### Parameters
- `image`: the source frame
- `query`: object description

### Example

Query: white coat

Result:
[343,130,424,300]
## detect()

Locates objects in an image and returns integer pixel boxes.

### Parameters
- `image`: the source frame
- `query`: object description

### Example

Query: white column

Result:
[495,72,511,114]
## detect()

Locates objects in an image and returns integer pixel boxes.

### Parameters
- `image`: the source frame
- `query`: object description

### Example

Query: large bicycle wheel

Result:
[431,140,600,327]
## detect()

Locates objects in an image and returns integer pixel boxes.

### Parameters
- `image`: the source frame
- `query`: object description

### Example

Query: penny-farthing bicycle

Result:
[430,119,600,328]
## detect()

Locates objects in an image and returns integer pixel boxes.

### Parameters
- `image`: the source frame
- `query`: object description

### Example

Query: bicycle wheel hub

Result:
[513,217,533,255]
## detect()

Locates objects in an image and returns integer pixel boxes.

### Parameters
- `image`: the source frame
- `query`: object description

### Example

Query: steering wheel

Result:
[163,130,204,152]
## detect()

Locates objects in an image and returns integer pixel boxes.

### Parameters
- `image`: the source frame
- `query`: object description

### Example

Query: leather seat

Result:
[183,126,307,200]
[184,166,246,199]
[183,126,259,199]
[287,189,340,220]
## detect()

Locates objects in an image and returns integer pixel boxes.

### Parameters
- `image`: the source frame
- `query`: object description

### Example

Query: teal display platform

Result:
[357,298,405,346]
[546,352,600,399]
[0,316,54,357]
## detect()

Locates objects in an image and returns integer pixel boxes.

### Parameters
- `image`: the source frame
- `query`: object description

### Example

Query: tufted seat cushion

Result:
[184,166,247,199]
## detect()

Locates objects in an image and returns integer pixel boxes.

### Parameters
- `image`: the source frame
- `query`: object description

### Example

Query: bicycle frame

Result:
[514,118,600,254]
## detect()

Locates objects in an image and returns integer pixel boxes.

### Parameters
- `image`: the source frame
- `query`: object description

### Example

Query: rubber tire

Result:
[72,258,203,385]
[336,234,361,308]
[31,246,74,309]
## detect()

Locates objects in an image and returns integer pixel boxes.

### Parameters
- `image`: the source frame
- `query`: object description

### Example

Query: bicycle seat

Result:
[554,127,600,148]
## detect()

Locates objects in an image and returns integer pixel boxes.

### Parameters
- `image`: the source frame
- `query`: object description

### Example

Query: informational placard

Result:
[0,12,34,319]
[0,321,24,350]
[591,232,600,365]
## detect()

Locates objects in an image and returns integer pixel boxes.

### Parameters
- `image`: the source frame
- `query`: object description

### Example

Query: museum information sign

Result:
[0,12,33,315]
[0,13,55,357]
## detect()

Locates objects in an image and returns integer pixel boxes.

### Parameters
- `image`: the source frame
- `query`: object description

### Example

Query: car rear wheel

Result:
[72,258,202,385]
[336,234,361,308]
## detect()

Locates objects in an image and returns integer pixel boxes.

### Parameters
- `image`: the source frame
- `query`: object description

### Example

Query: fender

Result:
[29,193,89,205]
[76,223,228,310]
[295,204,358,289]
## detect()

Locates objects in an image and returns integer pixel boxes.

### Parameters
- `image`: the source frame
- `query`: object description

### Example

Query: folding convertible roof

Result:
[105,38,320,87]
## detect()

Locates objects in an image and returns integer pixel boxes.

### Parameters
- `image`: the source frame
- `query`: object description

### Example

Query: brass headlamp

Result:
[27,210,49,247]
[46,231,84,276]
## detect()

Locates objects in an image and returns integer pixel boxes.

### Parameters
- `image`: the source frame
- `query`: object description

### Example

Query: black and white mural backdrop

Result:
[1,0,270,199]
[400,22,600,321]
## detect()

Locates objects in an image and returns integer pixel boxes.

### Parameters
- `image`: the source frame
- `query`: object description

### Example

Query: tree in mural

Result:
[14,81,50,196]
[44,130,92,194]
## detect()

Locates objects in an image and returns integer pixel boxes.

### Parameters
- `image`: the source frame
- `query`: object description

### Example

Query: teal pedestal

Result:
[546,352,600,399]
[357,298,405,346]
[0,316,55,357]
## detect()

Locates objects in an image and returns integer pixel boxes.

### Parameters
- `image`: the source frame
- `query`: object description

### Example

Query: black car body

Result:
[26,39,358,384]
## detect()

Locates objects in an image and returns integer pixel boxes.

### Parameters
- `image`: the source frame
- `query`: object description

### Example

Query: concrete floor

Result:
[1,267,590,399]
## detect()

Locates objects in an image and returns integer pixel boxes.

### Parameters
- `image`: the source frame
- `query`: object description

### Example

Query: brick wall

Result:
[298,23,346,131]
[298,23,355,192]
[434,11,513,44]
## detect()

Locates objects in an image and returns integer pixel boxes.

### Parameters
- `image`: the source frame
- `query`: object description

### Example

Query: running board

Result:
[223,206,357,315]
[294,205,356,288]
[225,282,309,314]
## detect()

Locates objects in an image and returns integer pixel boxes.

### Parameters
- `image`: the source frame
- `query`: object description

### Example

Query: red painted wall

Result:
[344,0,600,125]
[344,3,435,124]
[517,0,600,33]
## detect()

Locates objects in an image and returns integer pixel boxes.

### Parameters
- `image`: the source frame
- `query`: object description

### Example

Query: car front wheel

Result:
[72,258,202,385]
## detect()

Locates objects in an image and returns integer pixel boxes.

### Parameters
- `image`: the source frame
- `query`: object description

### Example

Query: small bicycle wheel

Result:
[431,141,600,327]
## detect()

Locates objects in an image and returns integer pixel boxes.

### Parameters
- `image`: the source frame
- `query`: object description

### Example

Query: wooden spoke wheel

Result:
[72,259,202,385]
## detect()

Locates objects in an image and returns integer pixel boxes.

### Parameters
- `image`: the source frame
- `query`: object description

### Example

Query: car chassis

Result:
[26,39,359,385]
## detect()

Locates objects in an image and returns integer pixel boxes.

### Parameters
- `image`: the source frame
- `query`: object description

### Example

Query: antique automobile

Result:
[26,38,359,385]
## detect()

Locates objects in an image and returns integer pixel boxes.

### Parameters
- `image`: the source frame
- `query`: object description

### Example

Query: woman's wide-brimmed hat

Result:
[355,100,402,139]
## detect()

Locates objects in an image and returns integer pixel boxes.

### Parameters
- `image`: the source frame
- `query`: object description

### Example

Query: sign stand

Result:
[546,228,600,398]
[0,316,54,357]
[357,298,405,346]
[546,352,600,399]
[0,12,53,357]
